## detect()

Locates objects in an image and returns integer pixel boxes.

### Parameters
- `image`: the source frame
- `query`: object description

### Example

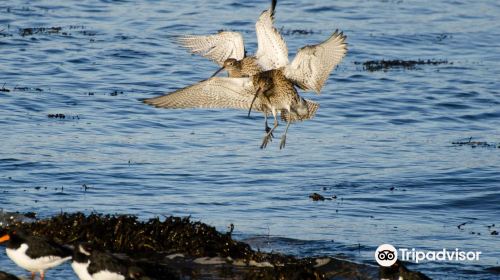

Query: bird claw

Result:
[265,126,274,139]
[260,133,273,149]
[279,134,287,149]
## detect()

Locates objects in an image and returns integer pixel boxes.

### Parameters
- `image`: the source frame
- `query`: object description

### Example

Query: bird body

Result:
[178,0,286,78]
[88,251,128,280]
[72,244,93,280]
[144,68,319,148]
[72,261,93,280]
[0,232,72,280]
[222,57,262,78]
[146,1,347,148]
[72,244,148,280]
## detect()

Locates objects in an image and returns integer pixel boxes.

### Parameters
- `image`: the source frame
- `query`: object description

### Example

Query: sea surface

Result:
[0,0,499,279]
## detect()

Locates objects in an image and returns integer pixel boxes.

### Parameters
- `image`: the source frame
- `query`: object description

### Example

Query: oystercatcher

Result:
[72,243,93,280]
[72,243,149,280]
[0,231,72,280]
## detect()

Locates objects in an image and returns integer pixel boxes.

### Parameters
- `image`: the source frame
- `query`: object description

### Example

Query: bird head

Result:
[77,243,93,256]
[0,233,10,244]
[0,230,20,244]
[211,58,239,77]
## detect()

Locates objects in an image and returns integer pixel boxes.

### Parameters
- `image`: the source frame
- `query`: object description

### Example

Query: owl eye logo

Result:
[378,250,396,261]
[375,244,398,266]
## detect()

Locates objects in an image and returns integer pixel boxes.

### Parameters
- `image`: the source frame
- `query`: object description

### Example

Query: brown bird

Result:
[177,0,287,78]
[144,29,347,149]
[177,0,288,136]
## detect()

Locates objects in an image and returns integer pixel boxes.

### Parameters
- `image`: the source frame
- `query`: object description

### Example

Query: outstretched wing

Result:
[177,31,245,66]
[284,30,347,94]
[143,77,262,111]
[255,0,289,71]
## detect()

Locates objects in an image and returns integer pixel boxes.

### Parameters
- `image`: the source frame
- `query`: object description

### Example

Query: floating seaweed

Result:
[110,90,124,96]
[17,25,92,37]
[279,27,317,36]
[0,212,430,280]
[13,86,43,92]
[309,193,336,201]
[310,193,326,201]
[0,83,10,92]
[20,27,62,36]
[47,113,66,119]
[215,27,318,36]
[355,59,450,71]
[47,114,80,120]
[452,137,498,148]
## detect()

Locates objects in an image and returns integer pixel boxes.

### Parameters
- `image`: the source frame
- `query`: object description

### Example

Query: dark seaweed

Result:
[452,137,498,148]
[0,83,10,92]
[47,114,66,119]
[309,193,326,201]
[355,59,450,71]
[1,212,429,279]
[20,27,62,36]
[279,27,317,36]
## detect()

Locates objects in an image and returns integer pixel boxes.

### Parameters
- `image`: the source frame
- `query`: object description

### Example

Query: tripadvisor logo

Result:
[375,244,398,266]
[375,244,482,266]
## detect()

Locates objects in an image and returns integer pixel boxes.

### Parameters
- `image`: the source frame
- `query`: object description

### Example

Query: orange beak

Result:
[0,234,10,243]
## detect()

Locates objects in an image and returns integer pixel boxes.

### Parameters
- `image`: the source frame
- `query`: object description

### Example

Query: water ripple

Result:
[0,0,499,279]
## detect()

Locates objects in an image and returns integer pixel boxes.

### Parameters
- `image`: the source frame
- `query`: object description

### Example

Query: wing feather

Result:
[177,31,245,66]
[284,30,347,94]
[255,5,289,71]
[143,77,262,111]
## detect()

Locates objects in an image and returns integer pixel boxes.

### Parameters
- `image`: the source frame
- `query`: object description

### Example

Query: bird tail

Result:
[281,99,319,123]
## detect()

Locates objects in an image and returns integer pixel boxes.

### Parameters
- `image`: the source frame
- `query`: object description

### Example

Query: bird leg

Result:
[261,111,278,149]
[40,271,45,280]
[31,272,35,280]
[280,117,292,149]
[248,86,264,117]
[264,112,273,139]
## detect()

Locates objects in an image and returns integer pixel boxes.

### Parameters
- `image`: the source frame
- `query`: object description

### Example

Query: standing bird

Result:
[72,243,149,280]
[178,0,287,78]
[144,29,347,149]
[0,231,72,280]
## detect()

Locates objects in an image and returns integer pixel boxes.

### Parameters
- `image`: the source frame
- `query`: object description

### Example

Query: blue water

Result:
[1,0,499,279]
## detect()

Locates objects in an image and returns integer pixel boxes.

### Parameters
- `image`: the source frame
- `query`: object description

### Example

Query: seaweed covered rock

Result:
[0,212,429,280]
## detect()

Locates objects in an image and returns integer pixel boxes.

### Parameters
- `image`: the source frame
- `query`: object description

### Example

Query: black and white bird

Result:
[72,243,150,280]
[0,231,72,280]
[72,243,93,280]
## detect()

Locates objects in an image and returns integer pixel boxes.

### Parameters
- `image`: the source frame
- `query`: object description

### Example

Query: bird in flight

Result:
[177,0,287,79]
[144,1,347,149]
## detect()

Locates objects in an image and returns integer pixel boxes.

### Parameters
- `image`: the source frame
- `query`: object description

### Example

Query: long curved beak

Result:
[0,234,10,243]
[211,66,225,78]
